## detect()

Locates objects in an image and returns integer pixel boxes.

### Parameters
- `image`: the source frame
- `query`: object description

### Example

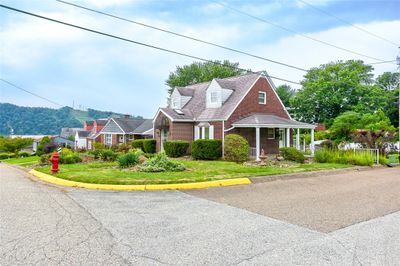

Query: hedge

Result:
[224,134,249,163]
[192,139,222,160]
[143,139,156,153]
[164,140,189,157]
[279,147,305,163]
[131,139,145,150]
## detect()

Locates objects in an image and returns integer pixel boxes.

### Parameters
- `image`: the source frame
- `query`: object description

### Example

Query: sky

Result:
[1,0,399,118]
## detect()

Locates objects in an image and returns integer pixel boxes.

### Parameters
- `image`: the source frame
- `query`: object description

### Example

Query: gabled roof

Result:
[77,131,91,138]
[112,118,146,133]
[159,73,261,121]
[60,128,82,138]
[177,87,195,97]
[232,113,315,129]
[132,119,153,134]
[95,119,108,125]
[85,121,94,126]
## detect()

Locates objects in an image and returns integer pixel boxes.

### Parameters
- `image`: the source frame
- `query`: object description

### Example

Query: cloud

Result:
[295,0,334,8]
[1,1,399,116]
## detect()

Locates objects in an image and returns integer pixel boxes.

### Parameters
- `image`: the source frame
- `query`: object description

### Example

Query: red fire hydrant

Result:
[50,152,59,174]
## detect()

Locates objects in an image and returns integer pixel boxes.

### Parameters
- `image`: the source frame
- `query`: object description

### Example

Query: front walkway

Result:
[1,164,399,265]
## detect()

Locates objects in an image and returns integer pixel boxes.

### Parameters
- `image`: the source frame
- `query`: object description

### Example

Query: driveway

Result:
[1,163,399,265]
[187,167,400,232]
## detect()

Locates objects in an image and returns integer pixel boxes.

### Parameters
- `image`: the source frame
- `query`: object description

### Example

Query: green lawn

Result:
[1,156,40,166]
[34,160,351,185]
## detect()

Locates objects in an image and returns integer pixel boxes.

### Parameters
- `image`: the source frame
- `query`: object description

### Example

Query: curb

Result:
[28,169,251,191]
[249,166,371,184]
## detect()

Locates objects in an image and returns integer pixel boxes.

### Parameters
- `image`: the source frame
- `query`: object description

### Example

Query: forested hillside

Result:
[0,103,132,135]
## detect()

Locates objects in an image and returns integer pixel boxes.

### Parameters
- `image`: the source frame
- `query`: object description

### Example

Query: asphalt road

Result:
[187,167,400,232]
[1,163,399,265]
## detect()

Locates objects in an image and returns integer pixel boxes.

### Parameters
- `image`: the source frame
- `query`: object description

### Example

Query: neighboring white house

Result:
[75,130,90,149]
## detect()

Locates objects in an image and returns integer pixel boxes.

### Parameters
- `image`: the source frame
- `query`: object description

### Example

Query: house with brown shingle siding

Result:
[153,72,316,160]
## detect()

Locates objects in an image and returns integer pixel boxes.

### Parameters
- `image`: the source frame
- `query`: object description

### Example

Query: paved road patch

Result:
[187,167,400,232]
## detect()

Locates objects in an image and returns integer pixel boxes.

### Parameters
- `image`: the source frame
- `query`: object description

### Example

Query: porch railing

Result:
[249,147,257,158]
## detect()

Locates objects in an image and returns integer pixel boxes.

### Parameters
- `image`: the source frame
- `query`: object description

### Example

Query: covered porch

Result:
[230,114,316,161]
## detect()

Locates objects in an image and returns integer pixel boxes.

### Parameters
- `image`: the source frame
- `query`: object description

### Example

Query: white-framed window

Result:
[267,128,275,139]
[210,91,218,103]
[195,125,214,140]
[258,91,266,104]
[105,134,112,146]
[118,135,124,143]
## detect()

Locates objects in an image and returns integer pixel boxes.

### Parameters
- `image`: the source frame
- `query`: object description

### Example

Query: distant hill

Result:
[0,103,141,135]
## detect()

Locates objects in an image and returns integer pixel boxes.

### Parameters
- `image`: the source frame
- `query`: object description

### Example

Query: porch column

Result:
[311,128,315,156]
[255,127,260,161]
[286,128,290,147]
[296,128,300,150]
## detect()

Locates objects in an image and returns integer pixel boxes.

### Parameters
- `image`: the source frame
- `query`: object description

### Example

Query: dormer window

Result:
[258,91,266,104]
[210,92,218,103]
[172,97,180,108]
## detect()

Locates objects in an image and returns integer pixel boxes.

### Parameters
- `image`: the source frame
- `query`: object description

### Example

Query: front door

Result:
[279,129,285,148]
[161,128,169,151]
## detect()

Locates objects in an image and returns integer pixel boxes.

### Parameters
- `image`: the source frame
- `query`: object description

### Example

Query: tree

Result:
[376,72,400,91]
[290,60,374,125]
[165,60,247,95]
[329,110,394,143]
[276,84,296,107]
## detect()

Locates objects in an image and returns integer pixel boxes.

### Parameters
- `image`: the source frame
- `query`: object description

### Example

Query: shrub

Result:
[314,149,330,163]
[224,134,249,163]
[117,150,143,168]
[17,151,31,158]
[94,142,105,150]
[164,140,189,158]
[132,139,145,150]
[143,139,156,154]
[192,139,222,160]
[320,140,336,150]
[101,149,117,161]
[279,147,305,163]
[388,154,399,164]
[116,143,131,153]
[60,148,73,156]
[40,154,51,164]
[88,149,102,159]
[60,154,82,164]
[138,152,185,172]
[0,153,13,160]
[314,149,374,166]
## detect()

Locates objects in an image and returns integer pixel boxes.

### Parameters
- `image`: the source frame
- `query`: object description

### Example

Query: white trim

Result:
[255,127,260,161]
[102,118,126,134]
[99,132,121,134]
[153,108,175,123]
[286,128,290,147]
[225,74,262,120]
[194,126,200,140]
[209,125,214,140]
[262,73,293,120]
[258,91,266,105]
[267,128,275,139]
[231,123,316,129]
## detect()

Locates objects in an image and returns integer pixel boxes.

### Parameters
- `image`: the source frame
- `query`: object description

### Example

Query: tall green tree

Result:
[165,60,247,95]
[276,84,296,107]
[290,60,375,125]
[376,71,400,91]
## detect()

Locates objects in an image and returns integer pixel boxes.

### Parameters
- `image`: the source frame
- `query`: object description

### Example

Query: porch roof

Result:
[232,114,315,129]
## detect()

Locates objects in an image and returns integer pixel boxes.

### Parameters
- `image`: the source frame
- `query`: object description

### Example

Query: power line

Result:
[213,1,391,63]
[0,4,302,85]
[369,60,397,65]
[0,78,63,107]
[55,0,308,72]
[297,0,399,47]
